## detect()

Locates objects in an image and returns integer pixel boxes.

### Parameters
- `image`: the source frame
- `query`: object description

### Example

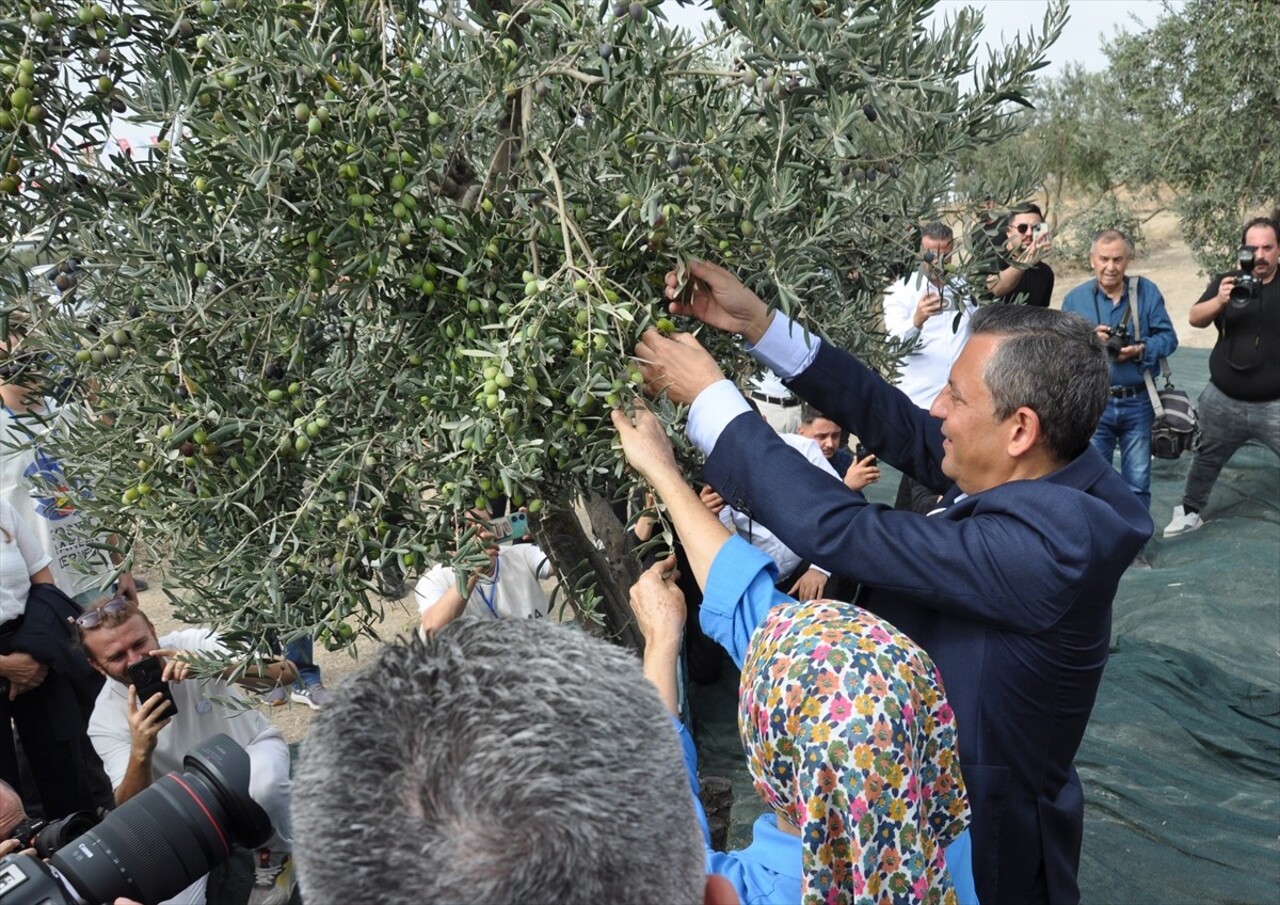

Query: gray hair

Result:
[292,621,704,905]
[920,221,954,243]
[1089,228,1134,257]
[970,305,1109,461]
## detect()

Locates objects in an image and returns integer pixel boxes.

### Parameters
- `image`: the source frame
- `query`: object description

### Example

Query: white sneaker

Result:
[247,849,295,905]
[1163,505,1204,538]
[290,683,332,710]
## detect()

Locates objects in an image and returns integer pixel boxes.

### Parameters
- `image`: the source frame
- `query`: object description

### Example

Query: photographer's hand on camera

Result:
[0,651,48,700]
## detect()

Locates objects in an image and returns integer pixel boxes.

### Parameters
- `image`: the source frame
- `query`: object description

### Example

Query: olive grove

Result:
[1,0,1063,654]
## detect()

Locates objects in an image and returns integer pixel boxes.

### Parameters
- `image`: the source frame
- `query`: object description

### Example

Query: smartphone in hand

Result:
[127,655,178,719]
[489,512,530,545]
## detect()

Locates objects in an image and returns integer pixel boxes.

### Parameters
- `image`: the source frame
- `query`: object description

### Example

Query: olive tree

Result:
[0,0,1062,657]
[1105,0,1279,272]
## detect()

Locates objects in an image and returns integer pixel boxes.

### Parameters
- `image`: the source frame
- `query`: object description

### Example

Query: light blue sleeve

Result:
[675,717,757,903]
[746,312,822,378]
[699,535,793,669]
[946,828,981,905]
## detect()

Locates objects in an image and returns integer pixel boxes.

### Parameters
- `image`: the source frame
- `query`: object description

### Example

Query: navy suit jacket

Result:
[703,341,1152,905]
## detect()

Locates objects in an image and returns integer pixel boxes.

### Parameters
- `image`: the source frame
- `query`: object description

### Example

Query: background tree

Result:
[0,0,1062,658]
[1105,0,1279,272]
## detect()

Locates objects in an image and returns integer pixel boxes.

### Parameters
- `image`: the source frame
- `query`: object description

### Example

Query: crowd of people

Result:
[0,208,1275,905]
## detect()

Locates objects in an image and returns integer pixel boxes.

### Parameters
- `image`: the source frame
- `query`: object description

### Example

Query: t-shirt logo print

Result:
[23,450,78,520]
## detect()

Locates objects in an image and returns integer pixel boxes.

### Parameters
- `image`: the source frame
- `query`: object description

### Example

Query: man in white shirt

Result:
[414,509,555,634]
[77,597,297,905]
[881,222,976,513]
[1,322,139,604]
[745,368,801,433]
[701,430,841,602]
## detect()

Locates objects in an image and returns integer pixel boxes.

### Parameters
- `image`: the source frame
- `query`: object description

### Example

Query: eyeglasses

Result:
[1014,223,1036,234]
[72,595,131,630]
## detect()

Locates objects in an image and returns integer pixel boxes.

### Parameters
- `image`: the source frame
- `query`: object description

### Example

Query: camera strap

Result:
[1126,277,1171,417]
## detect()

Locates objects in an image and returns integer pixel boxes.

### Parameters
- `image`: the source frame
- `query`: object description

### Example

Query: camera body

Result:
[7,812,98,860]
[1104,326,1134,360]
[1230,246,1261,306]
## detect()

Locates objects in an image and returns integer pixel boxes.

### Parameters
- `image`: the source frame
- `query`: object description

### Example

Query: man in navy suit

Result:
[630,260,1153,905]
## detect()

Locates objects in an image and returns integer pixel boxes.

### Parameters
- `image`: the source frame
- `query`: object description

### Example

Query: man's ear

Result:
[704,873,739,905]
[1006,405,1042,459]
[86,654,107,678]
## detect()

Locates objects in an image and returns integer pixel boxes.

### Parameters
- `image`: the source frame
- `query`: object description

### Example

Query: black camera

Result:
[1104,326,1134,360]
[7,812,99,861]
[0,733,269,905]
[1229,246,1261,306]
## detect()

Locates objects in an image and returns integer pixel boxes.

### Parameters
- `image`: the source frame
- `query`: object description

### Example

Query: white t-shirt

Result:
[0,498,53,624]
[414,543,553,622]
[1,399,114,597]
[718,434,838,579]
[881,272,975,409]
[88,629,283,787]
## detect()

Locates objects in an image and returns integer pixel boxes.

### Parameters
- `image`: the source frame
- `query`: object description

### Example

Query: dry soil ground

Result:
[138,205,1219,743]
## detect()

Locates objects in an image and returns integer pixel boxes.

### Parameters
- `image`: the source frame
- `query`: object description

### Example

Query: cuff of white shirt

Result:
[687,379,751,457]
[745,312,821,379]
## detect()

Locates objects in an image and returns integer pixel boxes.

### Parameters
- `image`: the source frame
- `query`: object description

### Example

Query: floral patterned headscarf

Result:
[739,600,970,905]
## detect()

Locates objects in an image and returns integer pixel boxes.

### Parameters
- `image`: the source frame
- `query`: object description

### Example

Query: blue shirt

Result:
[693,535,980,904]
[1061,276,1178,388]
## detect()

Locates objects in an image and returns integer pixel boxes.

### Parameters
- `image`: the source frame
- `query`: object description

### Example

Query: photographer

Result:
[76,597,298,905]
[982,202,1056,308]
[1062,229,1178,536]
[1165,217,1280,537]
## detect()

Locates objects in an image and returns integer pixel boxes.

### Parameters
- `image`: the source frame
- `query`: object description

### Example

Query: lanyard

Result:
[475,555,501,619]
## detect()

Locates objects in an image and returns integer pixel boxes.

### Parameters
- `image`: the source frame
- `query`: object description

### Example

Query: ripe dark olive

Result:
[862,103,878,122]
[265,362,285,379]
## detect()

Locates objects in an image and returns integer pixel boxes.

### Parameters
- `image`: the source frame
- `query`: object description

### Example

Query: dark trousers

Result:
[0,646,95,818]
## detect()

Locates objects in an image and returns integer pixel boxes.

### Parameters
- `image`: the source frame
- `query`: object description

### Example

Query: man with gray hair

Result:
[1062,229,1178,546]
[291,619,736,905]
[881,221,977,512]
[632,258,1153,905]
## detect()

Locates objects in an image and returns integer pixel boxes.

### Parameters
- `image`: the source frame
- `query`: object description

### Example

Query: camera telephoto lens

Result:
[29,734,271,905]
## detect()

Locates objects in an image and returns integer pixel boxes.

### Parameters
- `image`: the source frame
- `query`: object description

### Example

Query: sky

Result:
[666,0,1184,77]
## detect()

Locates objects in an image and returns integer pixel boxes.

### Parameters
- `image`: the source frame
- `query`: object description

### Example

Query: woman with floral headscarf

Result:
[631,556,976,905]
[619,406,977,905]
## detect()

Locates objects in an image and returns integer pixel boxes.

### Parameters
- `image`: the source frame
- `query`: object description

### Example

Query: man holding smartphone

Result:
[414,508,556,635]
[983,202,1056,308]
[882,222,977,513]
[75,596,299,905]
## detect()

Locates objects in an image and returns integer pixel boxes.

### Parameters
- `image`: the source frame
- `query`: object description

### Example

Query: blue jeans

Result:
[284,637,322,689]
[1091,393,1154,510]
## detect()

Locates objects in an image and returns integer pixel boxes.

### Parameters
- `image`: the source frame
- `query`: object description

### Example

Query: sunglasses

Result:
[73,595,131,630]
[1014,223,1035,234]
